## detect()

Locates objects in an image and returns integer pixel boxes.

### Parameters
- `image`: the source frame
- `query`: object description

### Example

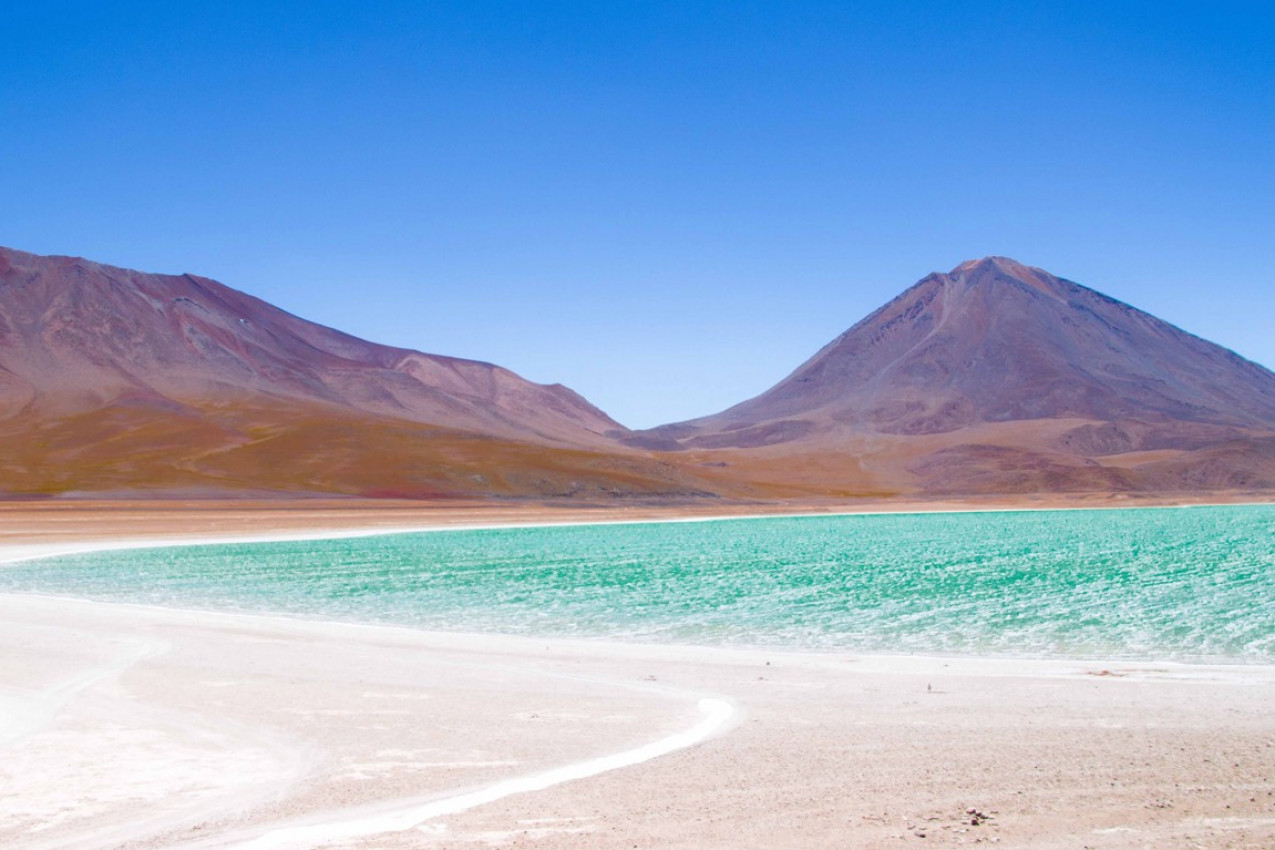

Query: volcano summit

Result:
[634,257,1275,496]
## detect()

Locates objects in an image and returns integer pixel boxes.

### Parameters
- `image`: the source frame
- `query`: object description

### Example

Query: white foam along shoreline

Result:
[221,697,735,850]
[6,501,1275,674]
[0,588,740,850]
[0,589,744,849]
[0,521,749,849]
[5,506,1275,848]
[5,590,1274,850]
[6,594,1275,848]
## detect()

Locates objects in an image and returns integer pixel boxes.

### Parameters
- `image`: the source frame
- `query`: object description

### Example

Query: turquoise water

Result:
[4,506,1274,662]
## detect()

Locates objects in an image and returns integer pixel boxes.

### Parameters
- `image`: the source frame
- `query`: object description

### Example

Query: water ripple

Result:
[3,505,1274,663]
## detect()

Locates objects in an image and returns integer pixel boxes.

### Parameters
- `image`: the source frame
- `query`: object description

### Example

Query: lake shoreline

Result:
[4,502,1275,848]
[4,591,1275,848]
[3,491,1272,565]
[6,502,1273,665]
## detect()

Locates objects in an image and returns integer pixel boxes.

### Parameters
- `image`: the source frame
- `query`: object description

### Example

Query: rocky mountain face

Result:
[5,248,1272,500]
[634,257,1275,496]
[0,247,715,498]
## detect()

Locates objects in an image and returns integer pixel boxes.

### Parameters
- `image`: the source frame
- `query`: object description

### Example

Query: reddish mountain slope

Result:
[0,247,716,498]
[6,248,1272,500]
[0,247,620,444]
[636,257,1275,495]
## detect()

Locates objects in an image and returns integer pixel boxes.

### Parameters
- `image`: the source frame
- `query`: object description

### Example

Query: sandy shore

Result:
[3,506,1275,848]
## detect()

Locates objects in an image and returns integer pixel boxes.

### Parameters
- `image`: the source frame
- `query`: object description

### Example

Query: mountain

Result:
[0,246,716,499]
[6,248,1272,501]
[634,257,1275,496]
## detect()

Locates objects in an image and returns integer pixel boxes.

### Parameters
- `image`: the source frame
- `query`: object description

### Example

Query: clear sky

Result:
[2,2,1272,428]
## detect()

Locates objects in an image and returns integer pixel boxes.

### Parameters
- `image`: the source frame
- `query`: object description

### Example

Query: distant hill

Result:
[0,246,715,498]
[5,248,1272,500]
[633,257,1275,496]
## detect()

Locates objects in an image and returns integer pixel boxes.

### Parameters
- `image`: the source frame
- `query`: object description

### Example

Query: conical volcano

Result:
[638,258,1275,495]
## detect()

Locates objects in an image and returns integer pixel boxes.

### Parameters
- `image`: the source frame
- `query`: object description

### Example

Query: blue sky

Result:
[2,2,1272,427]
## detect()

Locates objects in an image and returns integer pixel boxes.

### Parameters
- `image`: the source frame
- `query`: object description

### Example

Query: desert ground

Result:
[2,499,1274,849]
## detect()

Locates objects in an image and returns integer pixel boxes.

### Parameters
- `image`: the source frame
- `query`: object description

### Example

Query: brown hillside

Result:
[634,258,1275,496]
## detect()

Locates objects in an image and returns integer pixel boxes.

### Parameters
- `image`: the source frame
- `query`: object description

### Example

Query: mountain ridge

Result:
[0,245,727,499]
[4,246,1274,499]
[643,256,1275,443]
[0,245,629,442]
[630,256,1275,495]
